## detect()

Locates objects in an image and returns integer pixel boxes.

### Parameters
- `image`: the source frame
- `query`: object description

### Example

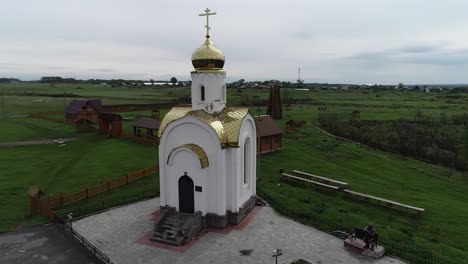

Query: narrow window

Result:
[222,84,226,100]
[244,138,251,184]
[201,85,205,101]
[264,137,269,145]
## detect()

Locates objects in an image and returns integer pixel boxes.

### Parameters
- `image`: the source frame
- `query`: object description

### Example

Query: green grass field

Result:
[0,119,158,231]
[0,117,77,142]
[258,125,468,262]
[2,82,468,120]
[1,83,468,262]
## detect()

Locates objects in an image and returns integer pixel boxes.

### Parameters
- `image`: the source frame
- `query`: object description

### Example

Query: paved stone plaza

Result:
[73,198,405,264]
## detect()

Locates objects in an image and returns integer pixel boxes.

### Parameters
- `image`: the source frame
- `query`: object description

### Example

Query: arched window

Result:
[243,138,251,184]
[201,85,205,101]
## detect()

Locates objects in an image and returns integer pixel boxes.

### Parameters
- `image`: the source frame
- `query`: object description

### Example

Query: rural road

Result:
[0,138,78,147]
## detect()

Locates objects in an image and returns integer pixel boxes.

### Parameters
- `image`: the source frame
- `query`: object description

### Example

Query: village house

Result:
[255,115,282,154]
[65,99,103,124]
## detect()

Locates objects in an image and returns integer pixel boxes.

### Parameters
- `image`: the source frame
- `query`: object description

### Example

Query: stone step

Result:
[154,230,178,239]
[153,211,203,246]
[155,228,178,235]
[158,224,180,230]
[149,235,184,246]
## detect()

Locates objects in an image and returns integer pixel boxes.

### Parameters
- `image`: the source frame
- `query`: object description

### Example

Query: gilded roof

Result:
[168,144,209,169]
[159,107,250,148]
[191,38,225,70]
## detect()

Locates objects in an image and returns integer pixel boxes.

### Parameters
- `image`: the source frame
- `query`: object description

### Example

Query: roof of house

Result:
[65,100,87,114]
[88,100,104,112]
[132,118,161,130]
[65,99,103,114]
[254,115,282,137]
[99,113,122,121]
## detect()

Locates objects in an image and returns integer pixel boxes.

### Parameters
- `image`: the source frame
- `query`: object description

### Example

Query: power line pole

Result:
[298,67,301,82]
[1,85,4,117]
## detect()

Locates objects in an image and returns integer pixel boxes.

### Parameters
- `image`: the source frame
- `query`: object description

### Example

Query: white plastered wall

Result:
[159,116,227,215]
[226,114,257,213]
[191,72,227,114]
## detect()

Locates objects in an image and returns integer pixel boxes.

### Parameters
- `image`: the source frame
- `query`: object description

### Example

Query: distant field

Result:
[2,82,468,121]
[0,83,187,115]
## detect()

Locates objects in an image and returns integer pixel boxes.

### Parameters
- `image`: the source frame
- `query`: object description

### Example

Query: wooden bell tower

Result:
[266,84,283,119]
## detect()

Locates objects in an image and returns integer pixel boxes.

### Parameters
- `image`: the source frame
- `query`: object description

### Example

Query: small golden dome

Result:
[191,37,225,70]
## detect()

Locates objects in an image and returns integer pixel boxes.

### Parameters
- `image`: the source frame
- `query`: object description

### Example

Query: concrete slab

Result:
[0,224,98,264]
[73,198,405,264]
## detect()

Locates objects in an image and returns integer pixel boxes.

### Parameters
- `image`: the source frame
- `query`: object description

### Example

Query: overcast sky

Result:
[1,0,468,84]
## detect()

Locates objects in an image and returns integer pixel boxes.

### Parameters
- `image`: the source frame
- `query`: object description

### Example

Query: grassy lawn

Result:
[0,131,157,232]
[258,125,468,262]
[0,117,77,142]
[2,83,468,263]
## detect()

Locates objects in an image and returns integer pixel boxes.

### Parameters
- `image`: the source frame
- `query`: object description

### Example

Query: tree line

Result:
[318,111,468,170]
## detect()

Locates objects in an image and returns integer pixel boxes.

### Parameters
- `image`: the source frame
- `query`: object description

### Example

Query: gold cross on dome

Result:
[199,8,216,37]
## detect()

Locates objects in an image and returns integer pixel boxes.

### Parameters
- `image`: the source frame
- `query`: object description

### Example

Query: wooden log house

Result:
[254,115,282,154]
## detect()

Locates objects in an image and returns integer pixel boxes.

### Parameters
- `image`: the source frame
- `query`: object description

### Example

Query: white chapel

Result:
[157,9,257,229]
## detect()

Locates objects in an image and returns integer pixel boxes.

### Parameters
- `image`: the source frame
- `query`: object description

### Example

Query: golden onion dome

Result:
[191,37,225,71]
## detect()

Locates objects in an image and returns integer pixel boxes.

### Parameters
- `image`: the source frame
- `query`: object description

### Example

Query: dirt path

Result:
[0,138,79,147]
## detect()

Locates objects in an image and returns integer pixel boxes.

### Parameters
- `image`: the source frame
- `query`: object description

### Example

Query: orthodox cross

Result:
[199,8,216,37]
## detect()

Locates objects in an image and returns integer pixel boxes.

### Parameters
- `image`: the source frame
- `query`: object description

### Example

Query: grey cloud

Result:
[2,0,468,83]
[348,44,468,66]
[407,49,468,65]
[88,68,114,73]
[399,44,440,54]
[291,30,314,40]
[48,66,71,70]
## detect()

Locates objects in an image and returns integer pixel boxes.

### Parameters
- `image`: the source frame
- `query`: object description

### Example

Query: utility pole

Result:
[1,84,5,117]
[298,67,301,82]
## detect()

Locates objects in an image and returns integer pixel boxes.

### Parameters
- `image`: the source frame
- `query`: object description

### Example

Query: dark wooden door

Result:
[178,175,194,214]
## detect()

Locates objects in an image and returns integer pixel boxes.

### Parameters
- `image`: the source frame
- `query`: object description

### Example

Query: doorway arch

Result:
[178,175,194,214]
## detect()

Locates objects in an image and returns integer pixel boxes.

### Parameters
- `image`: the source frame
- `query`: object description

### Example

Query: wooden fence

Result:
[29,112,68,124]
[39,166,158,218]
